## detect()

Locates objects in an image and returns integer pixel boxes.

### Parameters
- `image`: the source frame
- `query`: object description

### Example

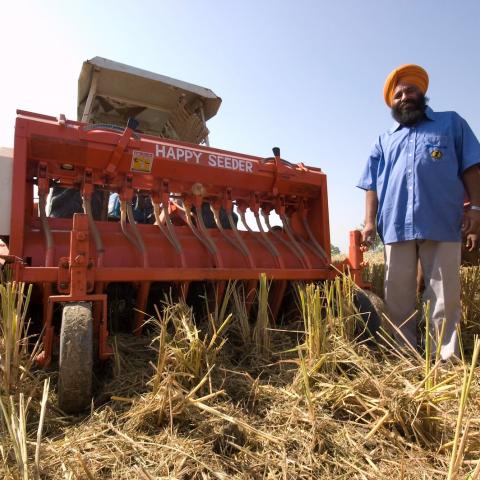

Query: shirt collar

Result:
[388,106,435,134]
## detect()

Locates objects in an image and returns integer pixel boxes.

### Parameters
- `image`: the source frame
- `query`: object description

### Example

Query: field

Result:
[1,258,480,479]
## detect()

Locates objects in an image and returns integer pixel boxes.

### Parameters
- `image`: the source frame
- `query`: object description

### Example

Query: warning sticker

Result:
[131,150,154,173]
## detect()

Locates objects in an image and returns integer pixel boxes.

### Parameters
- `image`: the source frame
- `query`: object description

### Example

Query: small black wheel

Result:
[58,302,93,413]
[354,289,385,341]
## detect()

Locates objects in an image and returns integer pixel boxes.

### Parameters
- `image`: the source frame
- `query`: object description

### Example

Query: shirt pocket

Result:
[424,135,448,147]
[421,135,450,162]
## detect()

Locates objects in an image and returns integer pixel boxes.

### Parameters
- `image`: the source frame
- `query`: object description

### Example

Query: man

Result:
[357,64,480,360]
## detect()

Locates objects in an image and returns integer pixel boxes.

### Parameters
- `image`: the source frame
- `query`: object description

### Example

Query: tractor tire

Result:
[58,302,93,413]
[354,289,385,342]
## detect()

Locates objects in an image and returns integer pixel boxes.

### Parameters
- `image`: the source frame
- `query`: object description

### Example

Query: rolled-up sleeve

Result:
[357,141,381,191]
[455,114,480,172]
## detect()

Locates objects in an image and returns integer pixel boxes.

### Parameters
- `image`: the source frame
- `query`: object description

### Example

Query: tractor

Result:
[0,57,370,412]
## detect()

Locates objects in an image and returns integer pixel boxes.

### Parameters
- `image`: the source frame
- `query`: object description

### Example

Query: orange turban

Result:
[383,64,429,107]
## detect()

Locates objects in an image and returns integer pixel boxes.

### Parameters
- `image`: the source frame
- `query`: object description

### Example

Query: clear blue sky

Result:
[1,0,479,251]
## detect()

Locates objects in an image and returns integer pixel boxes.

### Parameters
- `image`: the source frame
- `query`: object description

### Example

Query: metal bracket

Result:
[105,125,135,176]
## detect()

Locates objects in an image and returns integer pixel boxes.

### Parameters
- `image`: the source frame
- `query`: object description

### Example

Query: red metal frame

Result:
[5,110,364,364]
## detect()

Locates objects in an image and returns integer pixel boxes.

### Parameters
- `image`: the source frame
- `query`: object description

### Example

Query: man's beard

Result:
[391,95,427,126]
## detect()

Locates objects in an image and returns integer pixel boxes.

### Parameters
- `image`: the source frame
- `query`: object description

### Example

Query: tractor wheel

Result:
[354,289,385,342]
[58,302,93,413]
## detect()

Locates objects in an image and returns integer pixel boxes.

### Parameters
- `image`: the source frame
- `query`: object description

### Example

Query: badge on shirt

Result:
[431,149,443,160]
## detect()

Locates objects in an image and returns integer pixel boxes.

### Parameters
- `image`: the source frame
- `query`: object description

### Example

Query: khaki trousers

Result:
[384,240,461,360]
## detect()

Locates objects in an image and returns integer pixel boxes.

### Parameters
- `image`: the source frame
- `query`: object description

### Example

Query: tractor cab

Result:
[78,56,221,145]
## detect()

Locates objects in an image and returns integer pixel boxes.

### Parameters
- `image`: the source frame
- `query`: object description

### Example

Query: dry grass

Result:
[0,282,33,395]
[0,281,51,479]
[1,260,480,479]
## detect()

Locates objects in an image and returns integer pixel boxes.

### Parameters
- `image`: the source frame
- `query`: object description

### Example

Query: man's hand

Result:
[462,209,480,237]
[465,233,479,252]
[361,222,376,251]
[361,190,379,252]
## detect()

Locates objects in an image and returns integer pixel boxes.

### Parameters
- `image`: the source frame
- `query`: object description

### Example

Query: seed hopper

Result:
[0,58,367,412]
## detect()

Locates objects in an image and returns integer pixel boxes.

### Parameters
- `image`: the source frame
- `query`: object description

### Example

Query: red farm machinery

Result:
[0,58,367,412]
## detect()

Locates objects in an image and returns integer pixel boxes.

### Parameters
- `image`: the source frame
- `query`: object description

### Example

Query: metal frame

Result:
[5,110,365,365]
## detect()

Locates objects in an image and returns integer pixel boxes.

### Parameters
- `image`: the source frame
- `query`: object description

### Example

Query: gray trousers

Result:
[384,240,461,360]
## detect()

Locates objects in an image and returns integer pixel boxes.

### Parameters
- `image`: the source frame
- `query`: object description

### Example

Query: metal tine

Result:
[119,199,148,267]
[120,199,141,251]
[279,211,327,262]
[152,198,185,265]
[183,201,223,268]
[183,202,214,254]
[130,204,151,334]
[83,195,105,265]
[238,207,254,234]
[238,204,284,268]
[195,202,224,268]
[159,199,189,299]
[238,208,264,245]
[299,236,327,264]
[238,207,274,259]
[210,204,250,260]
[276,212,312,269]
[126,201,149,267]
[226,209,255,268]
[301,214,328,261]
[252,211,284,268]
[262,209,310,269]
[161,201,187,266]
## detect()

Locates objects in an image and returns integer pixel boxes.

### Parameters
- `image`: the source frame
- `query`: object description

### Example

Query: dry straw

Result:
[0,282,33,394]
[252,273,271,358]
[1,265,480,478]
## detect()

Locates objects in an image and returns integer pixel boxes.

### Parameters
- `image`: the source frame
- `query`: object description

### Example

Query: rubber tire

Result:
[58,302,93,413]
[354,289,384,342]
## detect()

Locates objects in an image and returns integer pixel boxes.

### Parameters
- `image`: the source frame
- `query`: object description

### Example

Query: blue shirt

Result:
[357,107,480,244]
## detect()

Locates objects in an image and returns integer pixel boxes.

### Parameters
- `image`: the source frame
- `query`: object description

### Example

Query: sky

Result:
[1,0,480,252]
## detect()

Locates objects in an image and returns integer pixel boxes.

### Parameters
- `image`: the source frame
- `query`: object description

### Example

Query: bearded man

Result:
[357,64,480,360]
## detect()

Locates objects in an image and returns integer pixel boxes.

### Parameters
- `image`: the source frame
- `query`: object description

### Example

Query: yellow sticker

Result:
[431,149,443,160]
[131,150,154,173]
